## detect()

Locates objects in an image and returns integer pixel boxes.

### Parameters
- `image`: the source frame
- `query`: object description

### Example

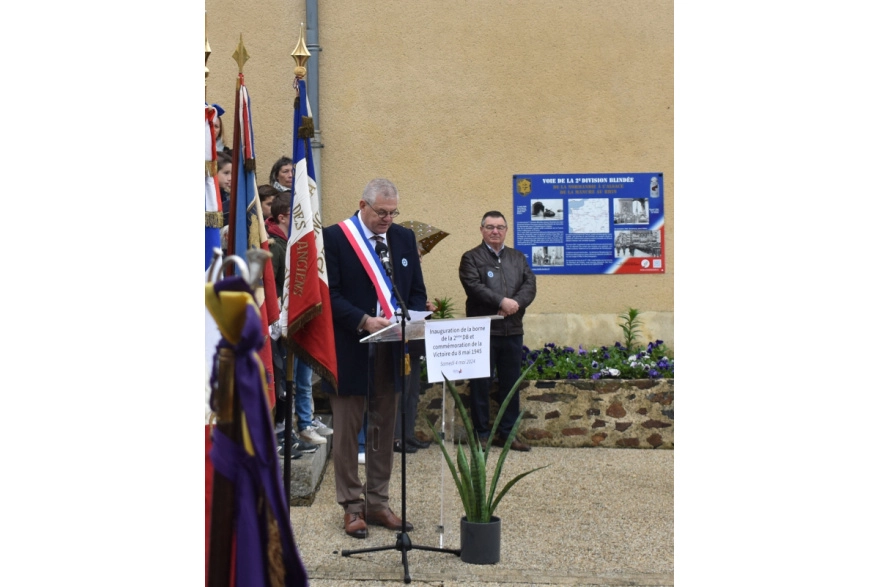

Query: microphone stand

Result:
[342,257,460,583]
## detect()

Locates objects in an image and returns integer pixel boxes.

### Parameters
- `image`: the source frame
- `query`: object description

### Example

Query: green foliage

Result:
[522,340,673,380]
[419,357,429,383]
[420,296,456,382]
[618,307,643,354]
[431,296,456,319]
[427,367,548,523]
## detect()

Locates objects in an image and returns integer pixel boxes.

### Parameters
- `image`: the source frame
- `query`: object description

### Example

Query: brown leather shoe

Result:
[365,508,414,532]
[492,436,531,452]
[343,511,367,539]
[509,438,531,452]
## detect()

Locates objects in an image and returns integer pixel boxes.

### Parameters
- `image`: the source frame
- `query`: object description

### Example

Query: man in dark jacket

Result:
[459,211,536,452]
[322,178,427,538]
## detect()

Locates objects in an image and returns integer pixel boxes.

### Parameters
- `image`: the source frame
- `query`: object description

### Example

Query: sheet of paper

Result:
[424,317,492,383]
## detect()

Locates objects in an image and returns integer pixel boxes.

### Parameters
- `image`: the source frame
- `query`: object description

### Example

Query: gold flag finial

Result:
[205,12,211,87]
[233,34,249,74]
[291,23,310,79]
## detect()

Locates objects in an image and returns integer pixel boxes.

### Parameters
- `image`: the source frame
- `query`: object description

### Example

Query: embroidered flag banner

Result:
[281,76,337,389]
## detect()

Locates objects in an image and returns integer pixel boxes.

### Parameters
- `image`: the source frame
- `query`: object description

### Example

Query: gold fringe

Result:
[205,211,224,228]
[298,116,314,139]
[288,338,338,393]
[247,212,263,249]
[205,160,217,177]
[285,304,322,336]
[262,495,286,587]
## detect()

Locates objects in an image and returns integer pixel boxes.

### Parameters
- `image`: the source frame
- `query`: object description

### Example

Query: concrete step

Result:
[278,415,333,506]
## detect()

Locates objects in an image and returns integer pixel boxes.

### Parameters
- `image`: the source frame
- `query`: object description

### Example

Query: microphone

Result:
[374,241,394,277]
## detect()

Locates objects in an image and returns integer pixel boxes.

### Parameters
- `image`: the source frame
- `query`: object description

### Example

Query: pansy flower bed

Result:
[521,340,673,380]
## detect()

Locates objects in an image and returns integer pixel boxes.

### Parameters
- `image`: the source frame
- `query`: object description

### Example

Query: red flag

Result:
[281,77,337,389]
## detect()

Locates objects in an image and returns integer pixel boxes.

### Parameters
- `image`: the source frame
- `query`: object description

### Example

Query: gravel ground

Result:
[288,444,673,586]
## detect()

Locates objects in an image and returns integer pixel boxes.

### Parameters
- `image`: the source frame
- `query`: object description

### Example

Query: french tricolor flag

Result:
[281,77,338,390]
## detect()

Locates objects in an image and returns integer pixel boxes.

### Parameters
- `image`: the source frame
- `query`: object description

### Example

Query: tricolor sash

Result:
[339,215,399,320]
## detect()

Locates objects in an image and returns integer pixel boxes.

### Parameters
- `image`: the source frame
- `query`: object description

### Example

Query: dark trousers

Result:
[469,334,523,439]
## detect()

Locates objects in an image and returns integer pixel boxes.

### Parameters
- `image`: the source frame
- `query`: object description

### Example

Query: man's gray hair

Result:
[362,178,399,205]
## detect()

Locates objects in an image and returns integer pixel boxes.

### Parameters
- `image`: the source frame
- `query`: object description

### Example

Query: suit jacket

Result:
[322,219,428,396]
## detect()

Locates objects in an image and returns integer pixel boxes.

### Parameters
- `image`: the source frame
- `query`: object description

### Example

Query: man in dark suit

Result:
[322,178,427,539]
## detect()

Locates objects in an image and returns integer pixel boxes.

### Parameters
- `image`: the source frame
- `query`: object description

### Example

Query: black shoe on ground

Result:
[275,429,318,453]
[290,432,318,453]
[393,439,417,453]
[276,443,303,460]
[406,437,431,449]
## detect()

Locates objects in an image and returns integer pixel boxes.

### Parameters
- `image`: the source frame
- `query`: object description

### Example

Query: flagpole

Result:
[207,348,238,587]
[280,24,313,502]
[225,35,249,269]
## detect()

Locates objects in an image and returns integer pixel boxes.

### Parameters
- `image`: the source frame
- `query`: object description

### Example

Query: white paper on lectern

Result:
[424,317,492,383]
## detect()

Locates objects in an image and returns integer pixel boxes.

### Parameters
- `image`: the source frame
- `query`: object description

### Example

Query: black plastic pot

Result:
[460,516,501,564]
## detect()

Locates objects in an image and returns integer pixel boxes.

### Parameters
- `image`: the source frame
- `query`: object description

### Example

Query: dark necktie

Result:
[371,235,386,316]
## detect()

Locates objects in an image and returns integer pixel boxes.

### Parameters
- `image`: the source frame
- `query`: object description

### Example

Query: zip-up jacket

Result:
[459,242,537,337]
[266,222,288,299]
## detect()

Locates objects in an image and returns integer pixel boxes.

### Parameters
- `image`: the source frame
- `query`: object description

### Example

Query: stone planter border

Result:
[414,379,673,449]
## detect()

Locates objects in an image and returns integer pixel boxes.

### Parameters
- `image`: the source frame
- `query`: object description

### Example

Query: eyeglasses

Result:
[365,200,400,219]
[482,224,507,231]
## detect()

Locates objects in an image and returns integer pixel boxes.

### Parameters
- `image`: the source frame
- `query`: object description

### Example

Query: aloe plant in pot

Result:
[427,366,548,564]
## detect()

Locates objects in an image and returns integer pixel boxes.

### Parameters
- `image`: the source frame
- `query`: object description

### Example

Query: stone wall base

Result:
[414,379,673,449]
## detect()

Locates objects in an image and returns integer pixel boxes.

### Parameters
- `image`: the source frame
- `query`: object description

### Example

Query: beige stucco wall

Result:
[206,0,673,351]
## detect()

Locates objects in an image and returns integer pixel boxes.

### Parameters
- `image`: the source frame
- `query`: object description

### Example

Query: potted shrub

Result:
[427,367,548,564]
[430,295,456,319]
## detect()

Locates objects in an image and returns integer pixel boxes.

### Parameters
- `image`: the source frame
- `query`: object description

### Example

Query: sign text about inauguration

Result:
[424,318,491,383]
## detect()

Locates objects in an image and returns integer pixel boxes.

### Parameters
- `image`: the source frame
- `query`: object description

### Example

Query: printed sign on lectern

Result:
[424,317,499,383]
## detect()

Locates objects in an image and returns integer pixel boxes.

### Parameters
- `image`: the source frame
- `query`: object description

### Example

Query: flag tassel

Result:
[288,339,337,391]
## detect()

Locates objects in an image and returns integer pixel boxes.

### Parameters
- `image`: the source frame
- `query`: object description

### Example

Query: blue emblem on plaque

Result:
[487,271,494,278]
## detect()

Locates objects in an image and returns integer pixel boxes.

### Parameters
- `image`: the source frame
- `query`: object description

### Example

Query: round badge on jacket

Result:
[487,270,494,278]
[402,258,408,267]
